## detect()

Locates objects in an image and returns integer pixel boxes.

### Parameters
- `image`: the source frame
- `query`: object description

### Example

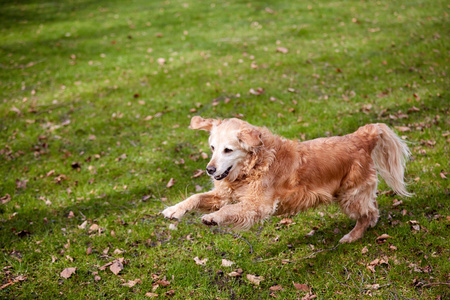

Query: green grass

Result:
[0,0,448,298]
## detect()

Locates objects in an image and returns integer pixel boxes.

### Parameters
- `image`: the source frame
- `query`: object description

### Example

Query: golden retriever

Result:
[162,116,411,243]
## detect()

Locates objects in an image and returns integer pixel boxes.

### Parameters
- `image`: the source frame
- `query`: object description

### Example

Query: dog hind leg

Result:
[338,177,379,243]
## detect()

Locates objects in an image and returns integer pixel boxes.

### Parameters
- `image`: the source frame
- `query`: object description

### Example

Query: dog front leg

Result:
[162,192,225,220]
[202,201,275,230]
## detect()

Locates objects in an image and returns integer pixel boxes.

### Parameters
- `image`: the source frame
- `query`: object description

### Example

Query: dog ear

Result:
[237,127,263,147]
[190,116,221,132]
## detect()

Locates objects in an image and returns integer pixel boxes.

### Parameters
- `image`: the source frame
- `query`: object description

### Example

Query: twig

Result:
[344,266,363,300]
[213,227,254,254]
[326,271,356,290]
[421,282,450,288]
[299,243,340,260]
[254,243,340,263]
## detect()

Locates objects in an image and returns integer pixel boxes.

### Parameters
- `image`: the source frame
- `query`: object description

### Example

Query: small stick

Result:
[213,227,254,254]
[421,282,450,288]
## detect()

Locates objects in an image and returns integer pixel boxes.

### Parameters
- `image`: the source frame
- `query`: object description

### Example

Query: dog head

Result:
[190,116,263,181]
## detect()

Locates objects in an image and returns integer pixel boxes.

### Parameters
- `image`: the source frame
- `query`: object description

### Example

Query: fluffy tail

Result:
[371,123,413,197]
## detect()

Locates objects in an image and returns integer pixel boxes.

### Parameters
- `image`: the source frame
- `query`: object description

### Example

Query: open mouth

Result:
[214,166,232,181]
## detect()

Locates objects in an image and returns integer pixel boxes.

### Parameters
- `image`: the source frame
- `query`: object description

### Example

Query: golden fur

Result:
[162,116,411,243]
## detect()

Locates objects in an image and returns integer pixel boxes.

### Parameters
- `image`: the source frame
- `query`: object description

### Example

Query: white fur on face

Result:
[207,127,248,181]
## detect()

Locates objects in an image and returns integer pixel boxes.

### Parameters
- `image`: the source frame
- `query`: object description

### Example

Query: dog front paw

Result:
[162,204,186,220]
[201,214,220,226]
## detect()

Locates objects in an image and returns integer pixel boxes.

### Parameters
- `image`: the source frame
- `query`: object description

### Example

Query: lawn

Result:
[0,0,448,298]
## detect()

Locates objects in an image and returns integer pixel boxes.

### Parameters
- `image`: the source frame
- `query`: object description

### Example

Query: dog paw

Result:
[201,214,219,226]
[339,233,356,244]
[162,205,186,220]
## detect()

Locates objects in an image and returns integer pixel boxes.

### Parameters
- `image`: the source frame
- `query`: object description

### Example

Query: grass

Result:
[0,0,448,298]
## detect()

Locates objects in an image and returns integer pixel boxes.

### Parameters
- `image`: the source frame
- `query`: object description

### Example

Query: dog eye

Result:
[224,148,233,153]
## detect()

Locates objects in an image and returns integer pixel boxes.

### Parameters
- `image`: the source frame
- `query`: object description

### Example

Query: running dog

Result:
[162,116,411,243]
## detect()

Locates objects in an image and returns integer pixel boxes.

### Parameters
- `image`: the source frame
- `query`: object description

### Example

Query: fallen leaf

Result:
[293,282,309,292]
[94,275,101,282]
[166,178,175,188]
[221,259,235,267]
[361,246,369,254]
[192,169,205,178]
[269,285,283,291]
[376,233,392,244]
[165,290,175,296]
[113,249,124,255]
[395,126,411,132]
[110,259,124,275]
[1,194,11,205]
[168,224,177,231]
[193,257,208,265]
[122,279,142,287]
[365,283,381,290]
[60,267,76,279]
[15,179,28,189]
[145,293,159,298]
[157,58,166,65]
[246,274,264,285]
[278,218,293,225]
[157,279,170,287]
[89,224,99,231]
[249,87,264,95]
[78,221,88,229]
[301,291,317,300]
[228,268,243,277]
[276,47,288,54]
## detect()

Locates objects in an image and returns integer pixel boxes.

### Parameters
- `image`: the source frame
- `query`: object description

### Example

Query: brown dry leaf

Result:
[1,194,11,205]
[440,172,447,179]
[60,267,76,279]
[78,221,88,229]
[395,126,411,132]
[157,58,166,65]
[68,211,75,218]
[192,169,205,178]
[228,268,243,277]
[110,259,124,275]
[122,279,142,287]
[15,179,28,189]
[89,224,99,231]
[278,218,293,225]
[249,88,264,95]
[113,249,124,255]
[157,279,170,287]
[392,199,403,207]
[301,291,317,300]
[269,284,283,291]
[145,293,159,298]
[246,274,264,285]
[293,282,309,291]
[276,47,288,54]
[376,234,392,244]
[166,178,175,188]
[193,257,208,265]
[94,275,101,282]
[221,259,235,267]
[361,246,369,254]
[165,290,175,296]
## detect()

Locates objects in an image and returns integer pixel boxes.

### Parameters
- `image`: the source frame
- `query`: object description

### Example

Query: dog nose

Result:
[206,166,216,175]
